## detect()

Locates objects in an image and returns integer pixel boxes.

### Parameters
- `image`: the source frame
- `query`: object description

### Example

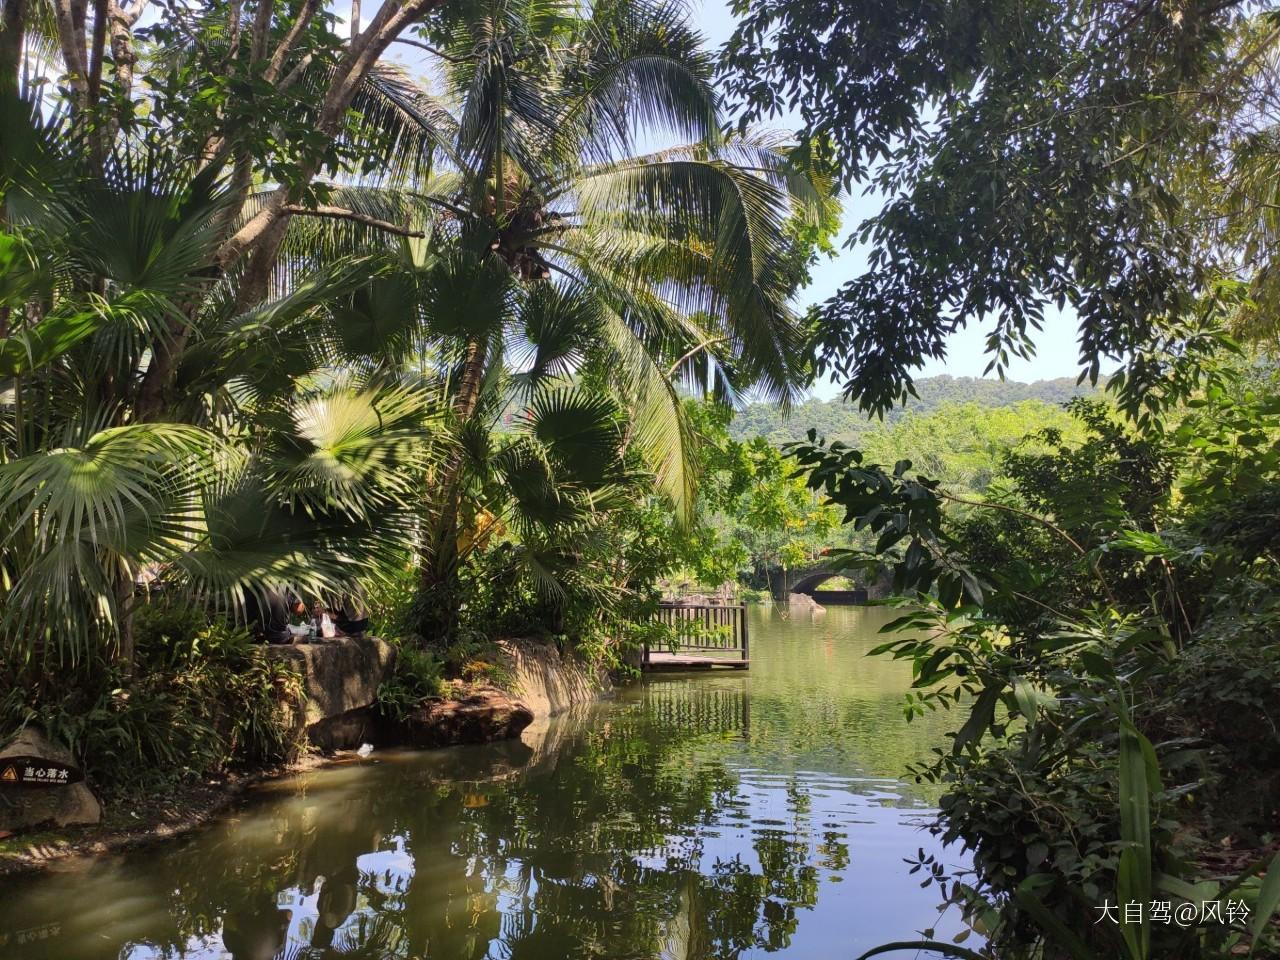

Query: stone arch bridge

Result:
[761,562,893,605]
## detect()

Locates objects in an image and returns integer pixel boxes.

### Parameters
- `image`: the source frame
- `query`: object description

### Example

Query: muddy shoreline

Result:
[0,639,609,879]
[0,753,337,878]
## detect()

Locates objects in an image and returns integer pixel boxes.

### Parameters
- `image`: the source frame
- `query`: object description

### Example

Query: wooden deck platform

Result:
[645,653,751,671]
[643,601,750,671]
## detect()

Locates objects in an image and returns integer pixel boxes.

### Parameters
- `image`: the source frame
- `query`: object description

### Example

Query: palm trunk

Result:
[114,570,135,674]
[418,339,488,632]
[0,0,26,95]
[453,338,487,421]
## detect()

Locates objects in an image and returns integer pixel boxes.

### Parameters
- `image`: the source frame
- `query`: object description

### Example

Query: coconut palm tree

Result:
[270,0,830,476]
[256,0,833,620]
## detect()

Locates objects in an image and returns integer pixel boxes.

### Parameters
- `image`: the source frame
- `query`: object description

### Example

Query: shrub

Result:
[375,645,447,721]
[0,603,305,800]
[363,554,419,642]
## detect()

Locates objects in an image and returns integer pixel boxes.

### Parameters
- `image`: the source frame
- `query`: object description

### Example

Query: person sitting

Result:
[243,588,300,644]
[335,594,370,637]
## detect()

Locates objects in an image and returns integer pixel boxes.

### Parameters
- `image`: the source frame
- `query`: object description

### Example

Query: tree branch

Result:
[391,35,466,62]
[281,204,425,237]
[122,0,148,27]
[218,0,450,272]
[667,336,728,377]
[264,0,319,84]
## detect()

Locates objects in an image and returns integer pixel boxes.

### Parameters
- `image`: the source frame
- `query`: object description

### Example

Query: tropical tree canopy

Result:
[723,0,1280,424]
[0,0,834,667]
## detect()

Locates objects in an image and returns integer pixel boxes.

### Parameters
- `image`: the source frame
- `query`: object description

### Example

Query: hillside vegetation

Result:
[729,375,1097,444]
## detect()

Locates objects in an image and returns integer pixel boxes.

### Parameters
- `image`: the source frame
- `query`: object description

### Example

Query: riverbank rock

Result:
[265,636,396,751]
[787,592,826,614]
[497,638,609,718]
[399,689,534,748]
[0,728,101,833]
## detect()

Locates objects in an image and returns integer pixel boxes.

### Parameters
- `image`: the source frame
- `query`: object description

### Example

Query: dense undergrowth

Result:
[793,370,1280,959]
[1,604,304,801]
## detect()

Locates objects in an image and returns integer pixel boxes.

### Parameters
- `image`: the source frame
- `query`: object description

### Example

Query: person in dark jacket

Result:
[335,594,370,637]
[243,588,301,644]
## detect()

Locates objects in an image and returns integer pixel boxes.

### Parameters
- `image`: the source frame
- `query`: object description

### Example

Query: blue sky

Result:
[693,0,1083,400]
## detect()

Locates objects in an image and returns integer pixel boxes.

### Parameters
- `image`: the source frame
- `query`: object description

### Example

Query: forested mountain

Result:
[729,375,1097,443]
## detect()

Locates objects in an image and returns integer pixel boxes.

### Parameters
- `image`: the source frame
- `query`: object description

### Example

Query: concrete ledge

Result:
[265,637,396,751]
[262,636,606,753]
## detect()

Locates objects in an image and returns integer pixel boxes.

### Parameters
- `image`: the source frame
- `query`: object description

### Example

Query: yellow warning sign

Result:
[0,766,16,782]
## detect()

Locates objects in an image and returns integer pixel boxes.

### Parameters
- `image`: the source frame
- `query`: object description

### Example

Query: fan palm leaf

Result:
[0,421,217,663]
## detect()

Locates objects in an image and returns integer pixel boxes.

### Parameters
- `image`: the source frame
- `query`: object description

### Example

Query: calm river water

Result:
[0,605,971,959]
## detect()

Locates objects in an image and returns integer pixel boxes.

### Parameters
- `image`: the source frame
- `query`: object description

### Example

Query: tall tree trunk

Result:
[103,0,141,142]
[114,569,135,674]
[418,338,488,631]
[52,0,91,111]
[453,338,488,422]
[1,0,26,95]
[86,0,107,109]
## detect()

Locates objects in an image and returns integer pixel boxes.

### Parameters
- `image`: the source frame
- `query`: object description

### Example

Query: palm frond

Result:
[177,255,394,404]
[0,421,217,663]
[554,0,720,163]
[506,280,601,388]
[596,305,700,520]
[524,385,624,485]
[263,381,448,518]
[345,62,462,185]
[569,147,811,401]
[174,464,419,617]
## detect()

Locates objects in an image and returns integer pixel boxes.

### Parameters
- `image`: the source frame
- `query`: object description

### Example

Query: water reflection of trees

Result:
[3,683,834,960]
[384,683,820,959]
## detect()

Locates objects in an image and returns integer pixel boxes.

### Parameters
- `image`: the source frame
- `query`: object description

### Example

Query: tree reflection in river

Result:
[323,682,816,959]
[0,606,967,960]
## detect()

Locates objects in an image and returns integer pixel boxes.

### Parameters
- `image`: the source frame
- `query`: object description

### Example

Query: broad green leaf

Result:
[0,309,103,377]
[1249,853,1280,956]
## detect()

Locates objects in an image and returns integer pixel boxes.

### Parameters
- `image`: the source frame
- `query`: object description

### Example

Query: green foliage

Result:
[788,363,1280,958]
[860,401,1084,495]
[363,555,420,642]
[1,0,836,831]
[729,376,1098,448]
[1,603,304,798]
[669,399,842,588]
[375,645,447,722]
[0,130,448,671]
[722,0,1266,422]
[413,488,677,673]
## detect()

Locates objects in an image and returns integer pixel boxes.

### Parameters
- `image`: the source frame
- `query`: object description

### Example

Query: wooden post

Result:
[740,603,749,664]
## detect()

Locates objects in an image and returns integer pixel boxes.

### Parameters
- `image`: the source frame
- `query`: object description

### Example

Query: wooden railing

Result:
[644,601,749,668]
